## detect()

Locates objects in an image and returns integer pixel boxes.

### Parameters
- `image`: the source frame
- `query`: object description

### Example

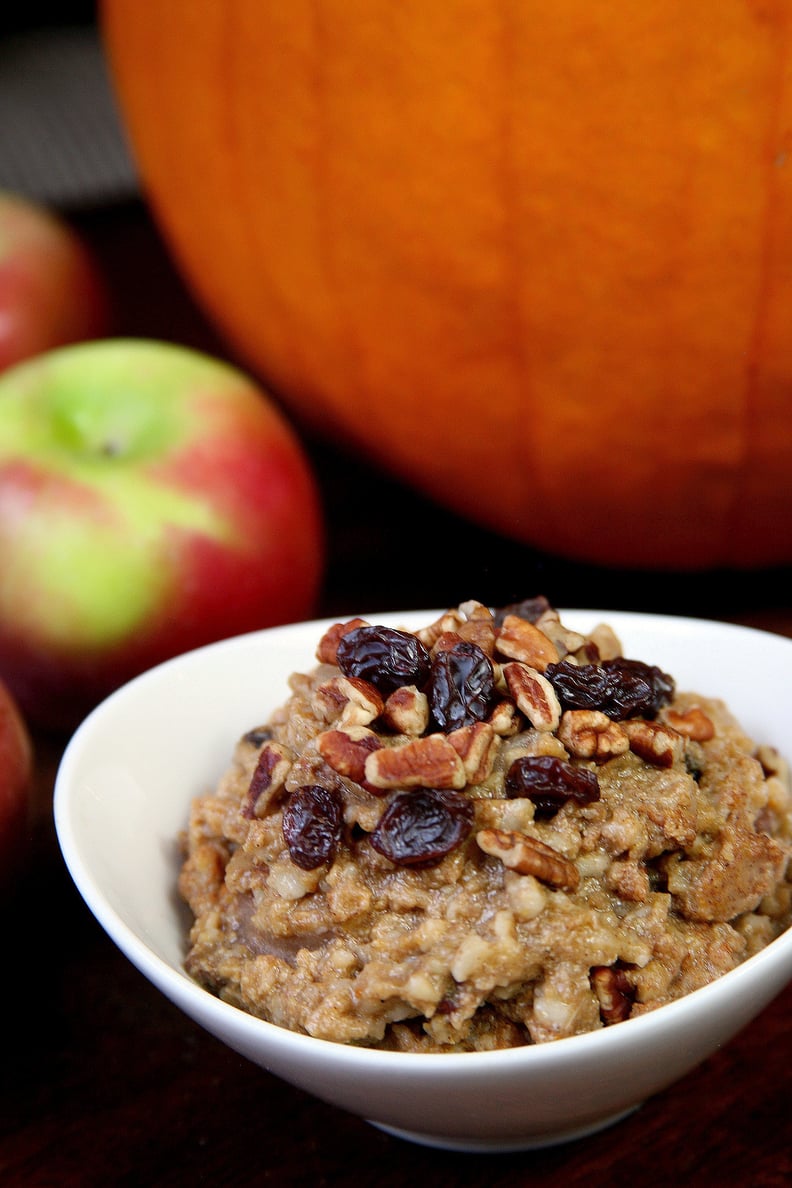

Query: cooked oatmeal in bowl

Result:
[178,598,792,1051]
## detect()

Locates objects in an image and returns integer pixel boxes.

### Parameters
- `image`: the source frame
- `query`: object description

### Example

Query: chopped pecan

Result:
[431,630,465,655]
[585,622,623,662]
[315,617,369,664]
[557,710,629,762]
[241,742,292,818]
[315,675,384,727]
[624,719,683,768]
[316,727,382,786]
[590,965,636,1025]
[664,706,715,741]
[448,721,499,784]
[382,685,430,735]
[455,602,497,656]
[756,744,790,786]
[502,663,562,732]
[364,734,467,790]
[496,614,560,671]
[415,610,465,649]
[458,599,494,621]
[487,699,522,736]
[533,607,587,658]
[476,827,580,891]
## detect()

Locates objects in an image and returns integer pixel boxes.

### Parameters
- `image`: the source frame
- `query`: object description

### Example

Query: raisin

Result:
[282,784,343,870]
[336,625,431,695]
[494,595,552,627]
[505,754,600,817]
[428,640,495,731]
[369,788,473,866]
[242,726,273,747]
[545,657,674,720]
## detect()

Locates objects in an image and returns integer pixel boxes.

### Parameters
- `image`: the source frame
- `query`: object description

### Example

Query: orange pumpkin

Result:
[102,1,792,569]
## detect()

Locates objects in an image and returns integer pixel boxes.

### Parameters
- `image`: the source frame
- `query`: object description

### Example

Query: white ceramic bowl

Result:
[54,610,792,1152]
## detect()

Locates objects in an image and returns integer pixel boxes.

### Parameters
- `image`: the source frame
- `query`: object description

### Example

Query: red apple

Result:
[0,678,33,882]
[0,338,324,731]
[0,190,110,373]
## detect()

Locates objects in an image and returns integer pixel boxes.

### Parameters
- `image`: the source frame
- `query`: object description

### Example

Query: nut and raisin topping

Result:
[180,598,792,1053]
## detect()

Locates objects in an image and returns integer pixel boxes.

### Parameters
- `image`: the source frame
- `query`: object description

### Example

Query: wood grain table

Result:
[2,201,791,1187]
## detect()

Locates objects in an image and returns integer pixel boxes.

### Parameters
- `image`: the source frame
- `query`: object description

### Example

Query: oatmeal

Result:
[178,598,792,1050]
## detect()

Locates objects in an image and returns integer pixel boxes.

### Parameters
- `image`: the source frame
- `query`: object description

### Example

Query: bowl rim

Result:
[54,607,792,1069]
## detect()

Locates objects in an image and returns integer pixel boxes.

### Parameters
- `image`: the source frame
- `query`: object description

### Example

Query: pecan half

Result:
[241,742,292,818]
[364,733,467,791]
[316,727,382,786]
[381,685,430,735]
[315,675,385,727]
[557,709,629,762]
[503,663,562,732]
[496,615,560,671]
[448,721,499,784]
[663,706,715,741]
[590,965,636,1025]
[476,828,580,891]
[624,719,683,768]
[315,617,369,664]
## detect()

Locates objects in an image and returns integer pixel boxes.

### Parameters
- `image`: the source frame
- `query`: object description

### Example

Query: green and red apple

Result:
[0,191,109,373]
[0,678,33,881]
[0,339,324,730]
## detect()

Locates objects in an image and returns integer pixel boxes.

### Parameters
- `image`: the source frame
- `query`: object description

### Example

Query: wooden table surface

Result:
[2,201,791,1187]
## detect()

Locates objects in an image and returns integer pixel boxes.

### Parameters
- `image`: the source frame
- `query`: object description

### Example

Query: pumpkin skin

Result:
[102,1,792,569]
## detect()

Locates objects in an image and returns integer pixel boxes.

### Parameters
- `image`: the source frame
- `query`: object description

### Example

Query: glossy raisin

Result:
[282,784,344,870]
[545,657,674,720]
[505,754,600,817]
[428,640,495,731]
[242,726,273,748]
[494,595,552,627]
[336,625,431,695]
[369,789,473,866]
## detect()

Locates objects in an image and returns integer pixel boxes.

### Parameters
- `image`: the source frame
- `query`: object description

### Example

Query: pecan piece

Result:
[415,610,465,649]
[381,685,430,735]
[503,663,562,732]
[476,828,580,891]
[316,727,382,786]
[315,675,385,727]
[533,607,587,658]
[590,965,636,1025]
[315,617,369,664]
[624,719,683,768]
[364,734,467,791]
[456,602,497,656]
[496,615,560,671]
[241,742,292,818]
[448,721,499,784]
[487,699,521,736]
[557,710,629,762]
[664,706,715,741]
